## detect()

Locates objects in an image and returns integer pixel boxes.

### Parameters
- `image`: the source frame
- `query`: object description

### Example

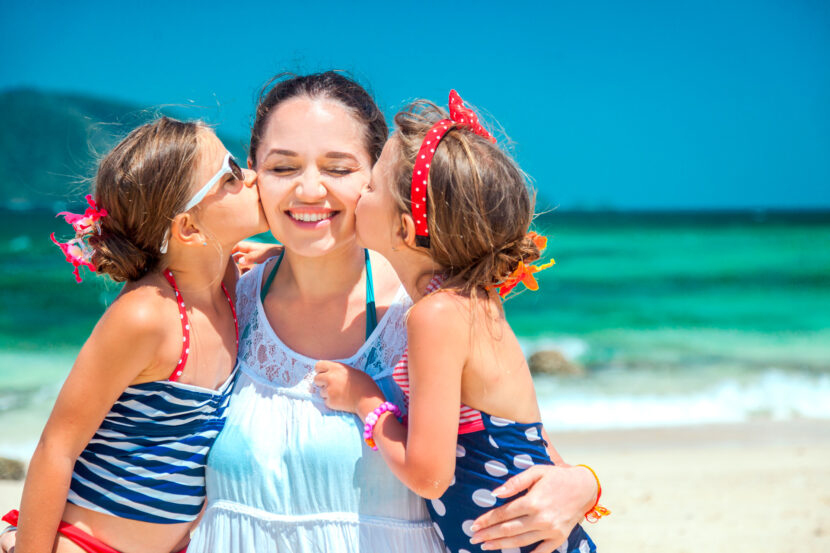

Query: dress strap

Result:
[260,249,378,341]
[164,270,239,383]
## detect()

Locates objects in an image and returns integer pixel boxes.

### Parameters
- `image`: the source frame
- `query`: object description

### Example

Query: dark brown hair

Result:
[249,71,388,165]
[389,100,539,295]
[88,116,208,282]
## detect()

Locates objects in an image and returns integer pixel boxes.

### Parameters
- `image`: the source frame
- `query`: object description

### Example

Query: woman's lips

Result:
[285,208,338,227]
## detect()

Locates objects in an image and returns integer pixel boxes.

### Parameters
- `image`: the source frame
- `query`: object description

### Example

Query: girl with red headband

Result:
[314,91,607,553]
[1,117,267,553]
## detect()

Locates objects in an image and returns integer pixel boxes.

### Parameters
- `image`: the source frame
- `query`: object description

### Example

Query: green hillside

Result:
[0,89,245,209]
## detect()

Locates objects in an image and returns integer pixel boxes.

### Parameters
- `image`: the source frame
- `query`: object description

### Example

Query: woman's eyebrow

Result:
[264,148,298,157]
[324,152,358,162]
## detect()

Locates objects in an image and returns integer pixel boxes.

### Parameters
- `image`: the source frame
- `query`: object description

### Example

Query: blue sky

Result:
[1,0,828,209]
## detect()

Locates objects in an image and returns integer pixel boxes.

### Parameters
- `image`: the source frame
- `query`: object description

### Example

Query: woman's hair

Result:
[249,71,388,165]
[89,116,208,282]
[389,100,539,295]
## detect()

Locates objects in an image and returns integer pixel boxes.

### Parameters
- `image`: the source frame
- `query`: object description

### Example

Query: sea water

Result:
[1,209,828,460]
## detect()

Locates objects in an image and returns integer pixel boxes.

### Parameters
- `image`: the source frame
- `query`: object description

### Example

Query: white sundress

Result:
[188,259,445,553]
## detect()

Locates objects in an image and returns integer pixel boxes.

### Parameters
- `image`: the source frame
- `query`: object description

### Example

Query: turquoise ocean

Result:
[1,209,829,461]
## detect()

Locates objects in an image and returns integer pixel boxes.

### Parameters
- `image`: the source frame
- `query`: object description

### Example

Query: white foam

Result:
[540,369,830,430]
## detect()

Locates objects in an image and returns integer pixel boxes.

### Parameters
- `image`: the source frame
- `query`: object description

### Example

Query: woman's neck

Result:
[278,241,367,304]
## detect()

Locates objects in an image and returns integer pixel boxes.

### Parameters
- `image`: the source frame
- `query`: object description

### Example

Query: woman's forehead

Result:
[260,97,367,155]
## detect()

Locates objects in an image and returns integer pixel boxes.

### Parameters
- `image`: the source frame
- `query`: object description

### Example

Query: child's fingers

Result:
[315,360,334,373]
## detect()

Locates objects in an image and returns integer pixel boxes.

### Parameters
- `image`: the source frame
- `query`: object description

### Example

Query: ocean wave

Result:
[539,369,830,430]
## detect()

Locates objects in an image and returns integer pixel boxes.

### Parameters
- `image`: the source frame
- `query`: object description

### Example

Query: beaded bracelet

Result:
[576,464,611,522]
[363,401,402,450]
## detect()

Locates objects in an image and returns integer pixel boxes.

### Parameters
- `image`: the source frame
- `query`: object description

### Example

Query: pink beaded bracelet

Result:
[363,401,402,450]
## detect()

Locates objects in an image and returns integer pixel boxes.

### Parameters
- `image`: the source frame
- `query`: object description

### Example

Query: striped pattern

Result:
[392,275,484,434]
[66,270,240,524]
[67,371,237,523]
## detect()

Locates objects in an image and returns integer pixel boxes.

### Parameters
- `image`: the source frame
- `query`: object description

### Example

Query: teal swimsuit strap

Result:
[364,249,378,339]
[260,249,378,340]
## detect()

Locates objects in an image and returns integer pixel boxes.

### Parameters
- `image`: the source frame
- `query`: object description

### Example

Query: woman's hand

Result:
[470,464,597,553]
[313,361,383,414]
[232,241,283,274]
[0,528,15,553]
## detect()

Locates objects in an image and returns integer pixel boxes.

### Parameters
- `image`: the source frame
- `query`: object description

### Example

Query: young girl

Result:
[313,91,606,553]
[0,117,267,553]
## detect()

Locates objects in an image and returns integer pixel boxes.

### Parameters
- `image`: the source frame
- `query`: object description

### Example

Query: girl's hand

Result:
[0,528,15,553]
[470,464,597,553]
[232,241,283,274]
[313,361,382,413]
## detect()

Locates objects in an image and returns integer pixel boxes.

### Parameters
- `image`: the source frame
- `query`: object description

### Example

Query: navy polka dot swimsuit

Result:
[392,279,596,553]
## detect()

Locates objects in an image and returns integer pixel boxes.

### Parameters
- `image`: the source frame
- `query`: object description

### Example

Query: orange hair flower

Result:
[495,232,556,299]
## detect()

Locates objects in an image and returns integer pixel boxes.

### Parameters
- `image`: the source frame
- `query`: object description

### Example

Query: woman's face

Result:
[254,97,373,257]
[355,136,401,258]
[188,130,267,247]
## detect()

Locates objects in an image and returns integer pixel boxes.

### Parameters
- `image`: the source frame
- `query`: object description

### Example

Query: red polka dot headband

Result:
[411,90,496,247]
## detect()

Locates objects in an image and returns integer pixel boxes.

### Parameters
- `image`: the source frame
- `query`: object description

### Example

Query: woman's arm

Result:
[315,293,468,499]
[469,437,598,553]
[15,291,164,553]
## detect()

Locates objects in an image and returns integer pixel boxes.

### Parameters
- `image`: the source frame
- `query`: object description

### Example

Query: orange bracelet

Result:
[576,464,611,523]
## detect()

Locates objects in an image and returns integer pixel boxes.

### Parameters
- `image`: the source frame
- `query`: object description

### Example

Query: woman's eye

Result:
[269,166,296,174]
[326,168,353,176]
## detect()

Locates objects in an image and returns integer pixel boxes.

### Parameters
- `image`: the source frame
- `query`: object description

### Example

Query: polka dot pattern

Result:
[410,90,496,246]
[431,498,447,516]
[163,270,239,383]
[416,413,596,553]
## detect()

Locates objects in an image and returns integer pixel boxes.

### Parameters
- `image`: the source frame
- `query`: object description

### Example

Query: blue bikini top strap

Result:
[260,249,378,340]
[364,249,378,340]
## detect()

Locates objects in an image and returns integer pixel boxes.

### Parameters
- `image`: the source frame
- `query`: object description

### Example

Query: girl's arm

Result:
[15,291,165,553]
[315,293,468,499]
[231,241,283,274]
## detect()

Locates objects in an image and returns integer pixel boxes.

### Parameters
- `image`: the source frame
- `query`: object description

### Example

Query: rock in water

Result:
[528,350,586,377]
[0,457,25,480]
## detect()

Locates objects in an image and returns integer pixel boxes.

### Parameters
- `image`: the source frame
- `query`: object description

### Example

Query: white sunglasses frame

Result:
[160,152,243,254]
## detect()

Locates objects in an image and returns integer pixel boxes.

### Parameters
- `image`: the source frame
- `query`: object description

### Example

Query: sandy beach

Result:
[2,419,828,552]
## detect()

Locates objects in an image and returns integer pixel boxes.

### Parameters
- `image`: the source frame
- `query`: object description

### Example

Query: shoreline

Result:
[2,419,829,551]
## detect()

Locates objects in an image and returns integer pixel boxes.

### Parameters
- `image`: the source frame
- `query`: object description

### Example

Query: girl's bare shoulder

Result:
[98,273,175,340]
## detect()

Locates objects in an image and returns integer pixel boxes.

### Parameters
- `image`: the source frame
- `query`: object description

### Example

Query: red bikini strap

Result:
[163,269,190,382]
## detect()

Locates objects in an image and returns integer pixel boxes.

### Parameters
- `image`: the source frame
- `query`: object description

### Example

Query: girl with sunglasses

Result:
[1,117,267,553]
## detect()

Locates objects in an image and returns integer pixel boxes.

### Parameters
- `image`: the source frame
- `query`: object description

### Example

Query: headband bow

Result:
[411,90,495,247]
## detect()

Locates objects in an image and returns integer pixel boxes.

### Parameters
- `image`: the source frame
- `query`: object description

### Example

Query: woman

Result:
[188,72,599,553]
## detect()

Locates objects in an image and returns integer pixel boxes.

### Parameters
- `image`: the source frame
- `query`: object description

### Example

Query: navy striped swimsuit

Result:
[66,269,239,524]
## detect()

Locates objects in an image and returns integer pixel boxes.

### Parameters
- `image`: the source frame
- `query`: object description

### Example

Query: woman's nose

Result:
[294,169,326,201]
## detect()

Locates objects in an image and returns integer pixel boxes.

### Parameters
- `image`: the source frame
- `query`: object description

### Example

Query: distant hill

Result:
[0,89,245,209]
